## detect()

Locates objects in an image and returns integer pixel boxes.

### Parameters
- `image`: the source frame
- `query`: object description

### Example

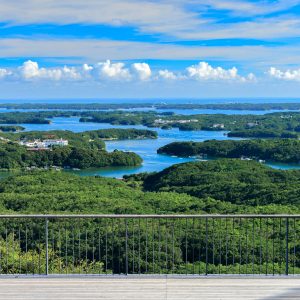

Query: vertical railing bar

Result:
[132,219,135,274]
[225,218,228,274]
[198,218,202,275]
[232,218,234,267]
[125,218,128,275]
[293,218,296,276]
[12,226,15,275]
[165,219,168,274]
[272,219,275,276]
[51,226,55,275]
[38,226,41,275]
[172,219,175,274]
[85,227,87,275]
[192,218,195,275]
[205,217,208,276]
[105,219,108,275]
[212,218,215,268]
[117,219,120,275]
[98,224,101,275]
[152,218,154,274]
[266,218,269,276]
[219,218,222,275]
[185,217,188,275]
[259,217,262,274]
[111,218,114,275]
[58,222,61,274]
[18,226,21,275]
[65,220,69,275]
[252,218,255,275]
[78,219,81,275]
[5,221,8,275]
[72,222,75,274]
[145,218,148,274]
[158,218,161,274]
[31,225,35,275]
[25,223,28,275]
[138,218,141,275]
[239,218,241,275]
[45,218,48,276]
[285,217,289,276]
[279,218,282,275]
[92,223,95,275]
[245,219,248,275]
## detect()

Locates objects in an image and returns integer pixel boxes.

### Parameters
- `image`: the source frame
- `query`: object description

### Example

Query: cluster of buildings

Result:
[19,138,69,150]
[154,119,198,124]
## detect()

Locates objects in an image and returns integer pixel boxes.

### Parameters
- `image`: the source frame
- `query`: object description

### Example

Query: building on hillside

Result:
[19,138,68,148]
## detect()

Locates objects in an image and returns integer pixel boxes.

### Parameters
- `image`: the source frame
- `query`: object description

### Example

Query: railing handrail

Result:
[0,214,298,218]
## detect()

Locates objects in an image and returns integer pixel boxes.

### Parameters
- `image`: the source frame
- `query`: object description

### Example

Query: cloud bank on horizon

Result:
[0,0,300,98]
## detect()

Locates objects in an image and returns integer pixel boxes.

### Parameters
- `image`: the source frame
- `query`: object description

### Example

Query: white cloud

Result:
[19,60,84,81]
[268,67,300,81]
[0,60,259,84]
[0,0,298,41]
[158,69,177,80]
[0,68,12,79]
[132,63,151,80]
[94,60,130,80]
[186,61,240,81]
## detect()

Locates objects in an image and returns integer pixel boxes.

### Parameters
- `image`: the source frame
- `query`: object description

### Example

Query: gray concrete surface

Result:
[0,277,300,299]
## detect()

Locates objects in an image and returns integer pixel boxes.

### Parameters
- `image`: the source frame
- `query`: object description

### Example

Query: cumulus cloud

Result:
[0,60,259,84]
[158,69,177,80]
[0,68,12,79]
[186,61,254,82]
[94,60,130,80]
[19,60,83,81]
[268,67,300,81]
[132,63,151,80]
[186,62,239,80]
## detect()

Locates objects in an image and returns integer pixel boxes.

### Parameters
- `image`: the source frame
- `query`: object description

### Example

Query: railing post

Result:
[125,219,128,275]
[45,218,49,276]
[205,217,208,276]
[285,217,289,276]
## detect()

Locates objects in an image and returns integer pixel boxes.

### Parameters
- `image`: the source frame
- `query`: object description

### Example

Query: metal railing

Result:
[0,214,299,276]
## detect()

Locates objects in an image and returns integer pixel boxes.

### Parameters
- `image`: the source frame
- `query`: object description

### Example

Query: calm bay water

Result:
[3,116,296,177]
[1,99,300,177]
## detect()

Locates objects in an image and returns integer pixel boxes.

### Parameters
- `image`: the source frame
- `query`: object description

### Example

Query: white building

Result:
[20,138,68,148]
[43,139,69,147]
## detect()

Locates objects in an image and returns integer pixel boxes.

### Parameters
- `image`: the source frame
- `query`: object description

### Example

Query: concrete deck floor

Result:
[0,276,300,300]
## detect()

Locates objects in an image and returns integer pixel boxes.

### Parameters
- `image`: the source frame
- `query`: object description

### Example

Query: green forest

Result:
[157,139,300,163]
[2,109,300,139]
[0,160,300,275]
[0,128,156,170]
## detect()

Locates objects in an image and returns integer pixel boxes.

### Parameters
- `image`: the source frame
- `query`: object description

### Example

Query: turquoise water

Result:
[11,117,237,178]
[2,115,300,178]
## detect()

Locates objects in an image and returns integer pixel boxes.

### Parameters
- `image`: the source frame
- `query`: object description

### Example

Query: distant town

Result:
[19,138,69,150]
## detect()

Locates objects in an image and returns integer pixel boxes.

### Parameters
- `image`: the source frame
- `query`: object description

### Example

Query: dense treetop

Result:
[141,159,300,206]
[158,139,300,163]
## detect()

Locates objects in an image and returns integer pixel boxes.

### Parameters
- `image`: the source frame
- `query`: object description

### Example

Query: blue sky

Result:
[1,0,300,99]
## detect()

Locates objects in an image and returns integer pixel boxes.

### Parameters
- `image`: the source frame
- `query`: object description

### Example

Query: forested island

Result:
[0,125,24,132]
[0,128,157,170]
[129,159,300,206]
[0,142,142,170]
[157,139,300,163]
[2,110,300,138]
[2,102,300,111]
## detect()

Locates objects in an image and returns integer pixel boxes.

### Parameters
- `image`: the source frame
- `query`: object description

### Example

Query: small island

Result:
[0,125,25,132]
[157,139,300,163]
[0,128,157,170]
